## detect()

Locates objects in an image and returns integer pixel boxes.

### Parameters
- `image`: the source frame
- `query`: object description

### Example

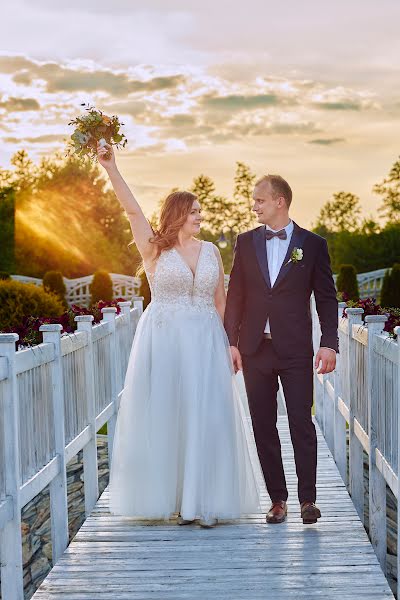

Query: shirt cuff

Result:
[320,347,337,354]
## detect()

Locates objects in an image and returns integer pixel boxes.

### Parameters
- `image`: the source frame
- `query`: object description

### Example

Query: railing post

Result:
[0,333,24,600]
[133,296,144,318]
[322,370,334,454]
[345,307,364,522]
[101,307,118,468]
[75,315,99,516]
[394,325,400,600]
[118,300,134,340]
[39,324,69,563]
[365,315,388,572]
[334,302,347,485]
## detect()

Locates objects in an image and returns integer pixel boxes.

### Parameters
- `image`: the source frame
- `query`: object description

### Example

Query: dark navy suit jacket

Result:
[224,222,339,358]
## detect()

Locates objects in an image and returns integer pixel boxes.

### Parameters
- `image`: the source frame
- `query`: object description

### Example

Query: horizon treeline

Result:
[0,148,399,277]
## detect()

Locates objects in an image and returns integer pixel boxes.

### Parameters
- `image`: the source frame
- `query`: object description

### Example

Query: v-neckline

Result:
[173,240,204,280]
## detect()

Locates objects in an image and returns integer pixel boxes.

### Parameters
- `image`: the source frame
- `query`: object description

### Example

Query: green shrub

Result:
[381,263,400,309]
[0,271,10,280]
[90,269,113,305]
[336,264,359,301]
[0,280,64,331]
[43,270,68,309]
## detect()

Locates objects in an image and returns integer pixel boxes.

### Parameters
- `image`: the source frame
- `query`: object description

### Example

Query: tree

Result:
[34,151,133,244]
[381,263,400,309]
[190,174,235,237]
[10,149,38,194]
[232,161,257,233]
[336,264,359,301]
[374,156,400,223]
[8,147,140,277]
[313,191,362,233]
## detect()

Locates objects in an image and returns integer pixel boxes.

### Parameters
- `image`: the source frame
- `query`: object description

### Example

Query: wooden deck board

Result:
[32,416,395,599]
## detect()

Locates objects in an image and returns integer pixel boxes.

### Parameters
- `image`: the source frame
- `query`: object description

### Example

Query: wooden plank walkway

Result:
[32,377,395,599]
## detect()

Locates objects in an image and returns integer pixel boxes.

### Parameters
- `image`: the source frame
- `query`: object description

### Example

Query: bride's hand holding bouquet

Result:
[97,140,116,171]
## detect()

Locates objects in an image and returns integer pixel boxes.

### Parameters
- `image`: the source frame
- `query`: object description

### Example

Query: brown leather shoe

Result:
[266,501,287,524]
[300,501,321,524]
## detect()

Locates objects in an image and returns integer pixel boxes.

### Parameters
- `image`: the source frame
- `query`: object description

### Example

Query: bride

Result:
[97,141,262,527]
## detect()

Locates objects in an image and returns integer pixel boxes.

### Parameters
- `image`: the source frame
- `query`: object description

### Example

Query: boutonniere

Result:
[284,247,303,267]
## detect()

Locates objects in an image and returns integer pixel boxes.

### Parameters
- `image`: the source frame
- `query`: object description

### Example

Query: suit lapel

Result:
[273,221,308,289]
[252,226,271,288]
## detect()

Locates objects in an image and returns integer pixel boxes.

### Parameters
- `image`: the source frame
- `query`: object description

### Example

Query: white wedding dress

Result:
[109,240,262,521]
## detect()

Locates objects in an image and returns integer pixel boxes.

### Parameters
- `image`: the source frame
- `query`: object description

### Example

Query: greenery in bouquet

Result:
[67,103,127,161]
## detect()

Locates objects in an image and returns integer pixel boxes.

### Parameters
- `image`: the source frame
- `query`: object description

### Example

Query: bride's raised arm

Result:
[97,141,156,263]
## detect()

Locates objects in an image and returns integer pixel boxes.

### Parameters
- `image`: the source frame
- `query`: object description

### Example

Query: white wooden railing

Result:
[0,298,143,600]
[10,274,142,308]
[357,268,391,300]
[312,297,400,596]
[332,268,391,300]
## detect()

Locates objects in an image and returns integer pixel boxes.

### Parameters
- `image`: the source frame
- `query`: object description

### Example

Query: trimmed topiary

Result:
[90,269,113,305]
[381,263,400,309]
[0,280,64,331]
[43,270,68,309]
[336,264,359,301]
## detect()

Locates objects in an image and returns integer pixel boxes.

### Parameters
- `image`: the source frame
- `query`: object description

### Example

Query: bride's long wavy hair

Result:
[132,190,199,277]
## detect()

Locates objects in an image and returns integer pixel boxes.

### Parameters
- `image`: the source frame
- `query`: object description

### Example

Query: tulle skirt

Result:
[109,300,263,521]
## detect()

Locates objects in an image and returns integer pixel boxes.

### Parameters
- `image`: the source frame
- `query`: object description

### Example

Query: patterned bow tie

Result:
[265,228,287,240]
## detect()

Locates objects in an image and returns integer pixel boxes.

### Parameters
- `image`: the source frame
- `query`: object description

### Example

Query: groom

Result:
[224,174,338,525]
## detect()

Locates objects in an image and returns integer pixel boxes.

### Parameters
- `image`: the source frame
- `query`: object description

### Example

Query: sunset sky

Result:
[1,0,400,227]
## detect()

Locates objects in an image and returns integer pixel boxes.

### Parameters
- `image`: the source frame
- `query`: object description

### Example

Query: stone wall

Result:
[362,452,398,597]
[0,435,110,600]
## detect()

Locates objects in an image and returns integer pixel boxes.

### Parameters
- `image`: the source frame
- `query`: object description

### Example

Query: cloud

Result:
[0,55,34,73]
[313,101,362,111]
[4,134,67,143]
[308,138,346,145]
[0,55,186,97]
[309,86,378,111]
[168,114,197,127]
[44,68,185,96]
[0,55,384,162]
[0,96,40,111]
[201,94,281,111]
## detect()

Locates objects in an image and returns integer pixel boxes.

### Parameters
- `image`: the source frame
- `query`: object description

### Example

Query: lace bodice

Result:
[145,241,219,310]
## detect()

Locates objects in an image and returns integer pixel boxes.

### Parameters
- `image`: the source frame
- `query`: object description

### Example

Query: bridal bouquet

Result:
[67,103,127,161]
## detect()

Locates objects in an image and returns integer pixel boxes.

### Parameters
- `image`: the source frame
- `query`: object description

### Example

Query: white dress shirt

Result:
[263,220,336,354]
[264,220,294,333]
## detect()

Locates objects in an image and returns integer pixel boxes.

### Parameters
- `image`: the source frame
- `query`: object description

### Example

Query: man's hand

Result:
[314,348,336,375]
[230,346,243,374]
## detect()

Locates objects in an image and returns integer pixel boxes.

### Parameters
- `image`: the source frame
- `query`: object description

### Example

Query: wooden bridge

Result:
[0,298,399,599]
[31,414,394,600]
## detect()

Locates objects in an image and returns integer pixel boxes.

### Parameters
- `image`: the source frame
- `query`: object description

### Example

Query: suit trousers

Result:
[242,338,317,504]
